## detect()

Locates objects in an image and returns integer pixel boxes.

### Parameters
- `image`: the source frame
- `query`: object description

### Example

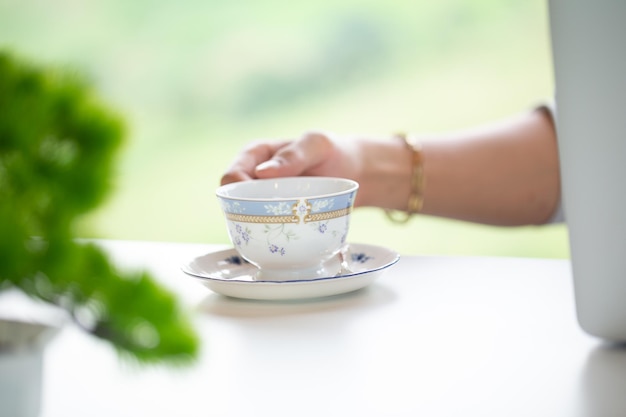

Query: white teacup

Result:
[216,177,359,281]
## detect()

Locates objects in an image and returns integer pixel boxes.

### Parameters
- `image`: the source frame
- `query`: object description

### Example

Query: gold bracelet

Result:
[384,132,424,224]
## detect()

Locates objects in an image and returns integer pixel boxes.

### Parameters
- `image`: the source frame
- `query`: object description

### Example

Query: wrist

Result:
[354,136,414,210]
[384,133,425,223]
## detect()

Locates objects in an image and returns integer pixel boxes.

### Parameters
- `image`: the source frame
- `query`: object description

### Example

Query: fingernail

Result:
[256,159,280,172]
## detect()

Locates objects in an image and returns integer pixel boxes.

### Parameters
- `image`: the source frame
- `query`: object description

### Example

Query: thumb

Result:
[255,131,333,178]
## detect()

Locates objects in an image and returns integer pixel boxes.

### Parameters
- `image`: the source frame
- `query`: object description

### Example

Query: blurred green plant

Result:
[0,51,198,364]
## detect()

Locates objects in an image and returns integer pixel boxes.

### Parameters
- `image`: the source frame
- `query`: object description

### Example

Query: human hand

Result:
[220,130,362,186]
[220,130,414,209]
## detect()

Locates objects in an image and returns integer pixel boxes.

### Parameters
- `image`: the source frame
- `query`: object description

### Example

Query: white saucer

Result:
[181,243,399,301]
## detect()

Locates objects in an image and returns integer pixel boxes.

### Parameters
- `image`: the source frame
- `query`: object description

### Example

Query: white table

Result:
[39,240,625,417]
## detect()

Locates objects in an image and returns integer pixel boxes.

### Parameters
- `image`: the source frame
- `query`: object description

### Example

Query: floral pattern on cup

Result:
[220,192,356,224]
[228,213,349,258]
[264,201,295,216]
[310,198,334,213]
[229,221,348,256]
[307,218,348,244]
[269,244,286,256]
[220,200,246,214]
[216,177,358,278]
[223,193,354,258]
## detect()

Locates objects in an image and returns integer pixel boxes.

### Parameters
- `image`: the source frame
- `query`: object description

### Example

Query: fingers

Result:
[255,131,335,178]
[221,131,336,185]
[220,141,289,185]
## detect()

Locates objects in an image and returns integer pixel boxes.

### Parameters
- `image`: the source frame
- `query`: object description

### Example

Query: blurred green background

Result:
[0,0,569,258]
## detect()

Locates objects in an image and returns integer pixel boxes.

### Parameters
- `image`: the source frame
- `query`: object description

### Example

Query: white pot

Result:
[0,338,46,417]
[0,292,64,417]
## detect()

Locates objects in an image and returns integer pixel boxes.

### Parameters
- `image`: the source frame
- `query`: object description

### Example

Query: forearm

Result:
[357,108,561,226]
[420,108,560,225]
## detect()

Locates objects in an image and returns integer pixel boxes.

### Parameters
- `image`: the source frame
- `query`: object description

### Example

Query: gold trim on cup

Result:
[224,201,353,224]
[304,207,353,223]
